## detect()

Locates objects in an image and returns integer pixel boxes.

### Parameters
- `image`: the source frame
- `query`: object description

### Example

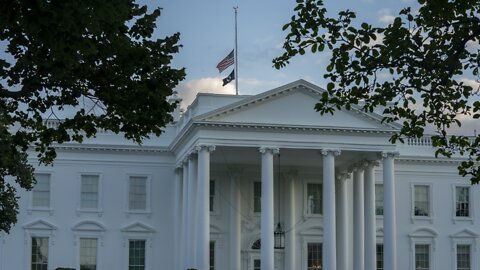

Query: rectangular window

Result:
[307,243,322,270]
[129,176,147,210]
[81,175,99,209]
[415,244,430,270]
[455,187,470,217]
[209,241,215,270]
[253,259,261,270]
[80,238,97,270]
[210,180,215,212]
[307,183,322,215]
[376,244,384,270]
[32,174,50,208]
[457,244,471,270]
[253,181,261,213]
[128,240,145,270]
[375,184,384,216]
[31,237,48,270]
[414,185,429,216]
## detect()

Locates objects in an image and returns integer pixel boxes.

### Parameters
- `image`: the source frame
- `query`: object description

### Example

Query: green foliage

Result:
[274,0,480,184]
[0,0,185,233]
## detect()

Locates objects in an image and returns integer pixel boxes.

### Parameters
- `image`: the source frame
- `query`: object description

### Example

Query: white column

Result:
[259,147,279,270]
[187,154,198,269]
[182,162,189,270]
[353,165,365,270]
[383,152,397,270]
[229,168,243,270]
[322,149,340,270]
[174,167,183,270]
[285,170,298,270]
[336,171,350,270]
[196,144,215,270]
[364,162,378,270]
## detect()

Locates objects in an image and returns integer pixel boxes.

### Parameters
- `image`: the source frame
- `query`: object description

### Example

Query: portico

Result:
[176,145,397,270]
[171,80,401,270]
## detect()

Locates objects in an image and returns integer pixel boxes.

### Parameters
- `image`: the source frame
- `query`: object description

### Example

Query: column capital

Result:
[336,170,351,181]
[350,161,369,172]
[259,146,279,155]
[365,160,380,168]
[321,149,341,156]
[381,151,399,159]
[195,144,216,153]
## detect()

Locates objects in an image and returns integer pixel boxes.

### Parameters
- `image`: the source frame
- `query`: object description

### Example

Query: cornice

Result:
[396,156,466,164]
[193,121,397,135]
[52,144,170,153]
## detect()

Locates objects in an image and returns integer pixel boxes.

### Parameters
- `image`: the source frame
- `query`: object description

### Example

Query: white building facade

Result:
[1,80,478,270]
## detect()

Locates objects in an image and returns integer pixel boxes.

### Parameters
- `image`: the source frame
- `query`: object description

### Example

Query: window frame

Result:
[376,243,384,270]
[209,179,220,215]
[375,183,384,217]
[304,182,323,216]
[121,222,154,270]
[79,238,98,270]
[450,229,479,270]
[72,221,105,270]
[411,183,434,223]
[252,180,261,214]
[28,173,54,215]
[452,185,474,223]
[409,228,438,270]
[128,239,146,270]
[300,231,323,270]
[414,243,431,270]
[77,173,103,216]
[30,236,49,270]
[126,175,152,215]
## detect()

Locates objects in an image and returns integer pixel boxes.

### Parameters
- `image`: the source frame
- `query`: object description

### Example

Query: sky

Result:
[148,0,420,107]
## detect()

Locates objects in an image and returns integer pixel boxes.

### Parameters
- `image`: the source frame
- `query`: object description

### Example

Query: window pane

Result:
[253,259,261,270]
[415,244,430,270]
[210,180,215,212]
[414,185,429,216]
[307,243,322,270]
[307,183,322,214]
[31,237,48,270]
[209,241,215,270]
[32,174,50,208]
[375,184,384,216]
[376,244,384,270]
[457,244,471,270]
[129,177,147,210]
[81,175,99,209]
[456,187,470,217]
[254,182,261,213]
[129,240,145,270]
[80,238,97,270]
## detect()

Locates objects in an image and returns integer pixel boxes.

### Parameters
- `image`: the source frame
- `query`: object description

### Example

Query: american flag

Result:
[216,50,234,73]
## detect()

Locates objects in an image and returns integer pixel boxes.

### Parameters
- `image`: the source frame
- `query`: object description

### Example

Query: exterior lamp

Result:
[274,222,285,249]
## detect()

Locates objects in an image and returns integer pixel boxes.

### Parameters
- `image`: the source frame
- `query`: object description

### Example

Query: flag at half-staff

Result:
[222,69,235,86]
[216,50,234,73]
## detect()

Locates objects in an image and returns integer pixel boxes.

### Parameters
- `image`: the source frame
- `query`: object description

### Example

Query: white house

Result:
[0,80,478,270]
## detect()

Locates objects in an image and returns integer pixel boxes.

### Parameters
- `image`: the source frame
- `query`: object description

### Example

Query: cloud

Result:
[174,77,235,108]
[459,78,480,92]
[378,9,395,24]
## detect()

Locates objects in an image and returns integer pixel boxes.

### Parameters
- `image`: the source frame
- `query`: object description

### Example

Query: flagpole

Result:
[234,6,239,95]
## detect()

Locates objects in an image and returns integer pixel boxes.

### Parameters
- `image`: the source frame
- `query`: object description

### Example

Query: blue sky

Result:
[149,0,419,106]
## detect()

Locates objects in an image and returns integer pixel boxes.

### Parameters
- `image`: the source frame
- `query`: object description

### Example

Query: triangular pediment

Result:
[72,220,106,232]
[197,80,399,131]
[121,222,155,233]
[451,228,479,238]
[23,219,57,231]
